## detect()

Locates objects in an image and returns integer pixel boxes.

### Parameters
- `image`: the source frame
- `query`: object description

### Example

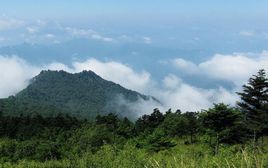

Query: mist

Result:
[0,51,267,116]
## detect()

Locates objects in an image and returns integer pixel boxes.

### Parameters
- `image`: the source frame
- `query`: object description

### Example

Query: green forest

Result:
[0,69,268,168]
[0,70,156,119]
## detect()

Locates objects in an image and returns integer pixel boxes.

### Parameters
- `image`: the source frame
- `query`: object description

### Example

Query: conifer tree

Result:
[237,69,268,146]
[202,103,244,154]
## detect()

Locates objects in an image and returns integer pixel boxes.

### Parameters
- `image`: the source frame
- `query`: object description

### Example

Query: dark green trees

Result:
[183,112,200,143]
[0,70,159,120]
[159,111,188,138]
[135,108,165,134]
[140,128,176,152]
[237,69,268,145]
[202,103,245,154]
[116,117,135,138]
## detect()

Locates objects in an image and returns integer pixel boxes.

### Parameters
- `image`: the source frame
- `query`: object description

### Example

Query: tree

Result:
[237,69,268,146]
[159,110,188,137]
[95,113,120,147]
[202,103,245,154]
[0,121,4,138]
[136,128,176,152]
[135,108,165,134]
[183,112,200,143]
[0,108,3,137]
[116,117,135,138]
[96,113,120,131]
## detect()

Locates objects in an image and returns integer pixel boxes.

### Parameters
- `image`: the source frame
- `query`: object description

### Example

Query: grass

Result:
[1,138,268,168]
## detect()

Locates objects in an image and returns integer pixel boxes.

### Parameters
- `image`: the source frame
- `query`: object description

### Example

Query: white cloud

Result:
[119,35,129,40]
[163,74,182,89]
[71,60,238,112]
[0,56,79,98]
[173,58,198,74]
[161,74,212,111]
[0,18,118,45]
[103,38,113,42]
[213,87,239,105]
[160,82,212,111]
[108,94,162,118]
[65,27,95,36]
[143,37,152,44]
[239,31,254,37]
[156,74,238,112]
[199,54,262,85]
[65,27,114,42]
[0,55,247,114]
[0,17,24,30]
[26,26,39,34]
[0,56,39,98]
[0,56,151,98]
[173,51,268,86]
[44,62,73,72]
[72,59,151,93]
[44,33,55,39]
[36,19,47,26]
[91,34,113,42]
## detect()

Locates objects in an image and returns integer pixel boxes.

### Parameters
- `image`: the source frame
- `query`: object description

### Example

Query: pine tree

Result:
[0,110,3,136]
[183,112,200,143]
[237,69,268,146]
[202,103,245,154]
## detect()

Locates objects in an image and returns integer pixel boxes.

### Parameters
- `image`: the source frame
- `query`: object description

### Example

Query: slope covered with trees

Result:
[0,70,267,167]
[0,70,159,119]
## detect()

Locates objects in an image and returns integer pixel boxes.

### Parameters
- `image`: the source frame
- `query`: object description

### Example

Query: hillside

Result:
[0,70,159,119]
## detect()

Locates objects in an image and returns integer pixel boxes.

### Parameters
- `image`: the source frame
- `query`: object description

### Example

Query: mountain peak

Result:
[1,70,159,119]
[39,70,98,76]
[34,70,103,83]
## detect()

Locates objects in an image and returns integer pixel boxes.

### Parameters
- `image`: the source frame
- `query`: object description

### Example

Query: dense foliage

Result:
[237,69,268,145]
[0,69,267,167]
[0,107,268,167]
[0,70,158,119]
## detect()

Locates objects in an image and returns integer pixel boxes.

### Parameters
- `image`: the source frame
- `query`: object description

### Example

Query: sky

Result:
[0,1,267,113]
[1,1,268,19]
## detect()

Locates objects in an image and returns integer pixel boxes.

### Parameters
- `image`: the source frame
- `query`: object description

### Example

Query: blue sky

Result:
[1,0,268,20]
[0,1,268,111]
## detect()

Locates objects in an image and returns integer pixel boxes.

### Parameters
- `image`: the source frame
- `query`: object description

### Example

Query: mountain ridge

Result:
[0,70,160,119]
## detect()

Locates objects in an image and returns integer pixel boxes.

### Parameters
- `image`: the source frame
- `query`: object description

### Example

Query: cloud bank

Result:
[239,31,255,37]
[173,51,268,86]
[0,56,39,97]
[65,27,114,42]
[0,17,24,30]
[0,51,267,114]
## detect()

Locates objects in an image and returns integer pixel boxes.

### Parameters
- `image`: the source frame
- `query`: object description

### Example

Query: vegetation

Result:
[0,70,159,119]
[237,69,268,146]
[0,69,267,167]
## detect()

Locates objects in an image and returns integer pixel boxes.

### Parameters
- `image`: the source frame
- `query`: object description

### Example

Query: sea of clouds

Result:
[1,51,267,115]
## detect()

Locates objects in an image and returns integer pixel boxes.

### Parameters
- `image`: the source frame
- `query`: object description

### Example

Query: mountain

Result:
[0,70,160,119]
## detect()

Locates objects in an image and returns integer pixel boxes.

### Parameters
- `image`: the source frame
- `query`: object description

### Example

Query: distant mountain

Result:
[0,70,160,119]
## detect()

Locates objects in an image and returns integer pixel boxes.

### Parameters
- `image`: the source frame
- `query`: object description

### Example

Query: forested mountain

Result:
[0,70,159,119]
[0,70,267,167]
